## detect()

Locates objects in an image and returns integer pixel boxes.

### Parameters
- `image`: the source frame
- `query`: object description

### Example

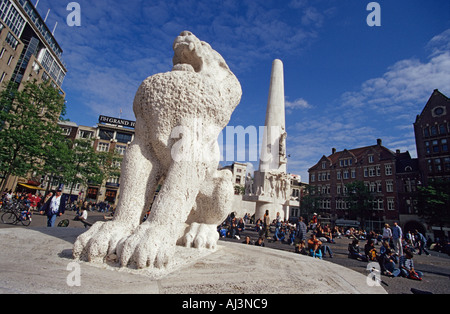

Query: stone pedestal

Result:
[0,227,386,294]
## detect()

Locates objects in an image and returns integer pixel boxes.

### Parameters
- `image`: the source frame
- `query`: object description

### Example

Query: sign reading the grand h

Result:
[99,115,136,128]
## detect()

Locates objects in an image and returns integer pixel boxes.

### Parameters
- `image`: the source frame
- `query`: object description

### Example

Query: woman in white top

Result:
[382,223,392,242]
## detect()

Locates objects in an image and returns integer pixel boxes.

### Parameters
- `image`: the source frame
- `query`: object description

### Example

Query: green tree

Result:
[97,149,123,187]
[300,185,319,220]
[0,81,66,192]
[345,181,374,228]
[62,138,104,201]
[417,180,450,231]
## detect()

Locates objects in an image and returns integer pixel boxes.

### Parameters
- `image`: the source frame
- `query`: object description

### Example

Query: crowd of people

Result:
[346,223,433,280]
[217,211,450,282]
[1,189,116,227]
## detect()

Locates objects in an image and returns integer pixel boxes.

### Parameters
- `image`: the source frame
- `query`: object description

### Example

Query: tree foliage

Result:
[0,81,66,191]
[345,181,374,225]
[417,180,450,229]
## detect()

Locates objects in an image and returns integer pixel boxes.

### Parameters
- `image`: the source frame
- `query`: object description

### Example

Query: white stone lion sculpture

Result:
[73,31,242,269]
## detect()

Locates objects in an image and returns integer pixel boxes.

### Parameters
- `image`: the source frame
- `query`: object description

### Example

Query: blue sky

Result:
[36,0,450,182]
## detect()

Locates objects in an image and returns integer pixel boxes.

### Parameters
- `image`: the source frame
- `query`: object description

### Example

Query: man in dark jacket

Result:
[296,216,307,242]
[41,188,66,227]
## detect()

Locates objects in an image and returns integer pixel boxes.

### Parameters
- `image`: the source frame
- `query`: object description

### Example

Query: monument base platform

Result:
[0,228,386,294]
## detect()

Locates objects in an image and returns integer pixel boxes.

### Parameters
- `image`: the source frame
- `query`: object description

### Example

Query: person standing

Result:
[382,223,392,245]
[296,216,308,243]
[392,222,403,257]
[263,210,271,239]
[41,188,66,227]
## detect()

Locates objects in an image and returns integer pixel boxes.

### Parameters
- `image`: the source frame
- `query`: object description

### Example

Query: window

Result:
[376,165,381,176]
[444,158,450,171]
[387,198,395,210]
[115,145,127,155]
[373,199,383,210]
[116,132,132,144]
[439,124,447,135]
[0,48,5,59]
[97,142,109,152]
[368,155,374,163]
[425,141,430,154]
[0,72,6,83]
[432,140,439,153]
[107,177,120,185]
[5,31,18,49]
[61,127,71,135]
[99,130,114,141]
[435,159,442,172]
[337,172,341,180]
[343,170,349,179]
[386,180,393,192]
[340,158,352,167]
[442,139,448,152]
[322,161,327,169]
[377,181,382,193]
[310,174,315,182]
[78,130,93,139]
[385,164,392,175]
[351,169,356,178]
[7,55,13,66]
[369,167,375,177]
[423,127,429,137]
[431,126,437,136]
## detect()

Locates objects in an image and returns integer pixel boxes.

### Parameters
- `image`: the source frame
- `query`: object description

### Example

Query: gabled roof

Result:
[415,89,450,124]
[308,140,396,172]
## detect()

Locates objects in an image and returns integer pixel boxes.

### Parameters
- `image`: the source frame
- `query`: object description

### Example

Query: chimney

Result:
[377,139,382,146]
[332,148,336,154]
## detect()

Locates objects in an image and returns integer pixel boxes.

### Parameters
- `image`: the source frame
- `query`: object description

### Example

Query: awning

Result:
[18,183,46,191]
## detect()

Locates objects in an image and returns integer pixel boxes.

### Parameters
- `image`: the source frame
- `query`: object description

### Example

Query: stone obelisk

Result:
[244,59,291,223]
[259,59,287,173]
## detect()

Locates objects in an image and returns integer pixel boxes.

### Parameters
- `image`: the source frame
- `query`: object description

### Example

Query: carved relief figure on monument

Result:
[73,31,242,270]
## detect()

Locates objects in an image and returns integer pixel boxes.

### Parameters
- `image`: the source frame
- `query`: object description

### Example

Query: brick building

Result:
[56,117,135,205]
[412,89,450,238]
[414,89,450,184]
[0,0,66,95]
[308,139,406,231]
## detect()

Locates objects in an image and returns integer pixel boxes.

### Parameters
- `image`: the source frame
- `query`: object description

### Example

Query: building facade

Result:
[413,89,450,239]
[56,117,135,205]
[0,0,66,95]
[308,139,405,231]
[414,89,450,184]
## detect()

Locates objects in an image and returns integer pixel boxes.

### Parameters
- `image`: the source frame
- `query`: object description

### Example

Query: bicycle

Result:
[1,202,32,226]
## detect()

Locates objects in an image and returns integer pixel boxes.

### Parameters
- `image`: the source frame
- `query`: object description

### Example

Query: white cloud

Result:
[286,98,312,110]
[287,29,450,182]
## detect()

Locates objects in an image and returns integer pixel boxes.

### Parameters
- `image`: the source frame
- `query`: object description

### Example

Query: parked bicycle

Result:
[1,201,32,226]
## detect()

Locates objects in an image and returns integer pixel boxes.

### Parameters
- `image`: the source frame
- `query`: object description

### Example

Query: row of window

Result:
[427,157,450,173]
[316,198,395,211]
[38,49,65,87]
[96,142,127,156]
[0,0,26,38]
[423,123,450,138]
[311,164,393,182]
[98,129,133,144]
[312,180,394,196]
[321,155,378,170]
[424,138,448,154]
[17,0,63,60]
